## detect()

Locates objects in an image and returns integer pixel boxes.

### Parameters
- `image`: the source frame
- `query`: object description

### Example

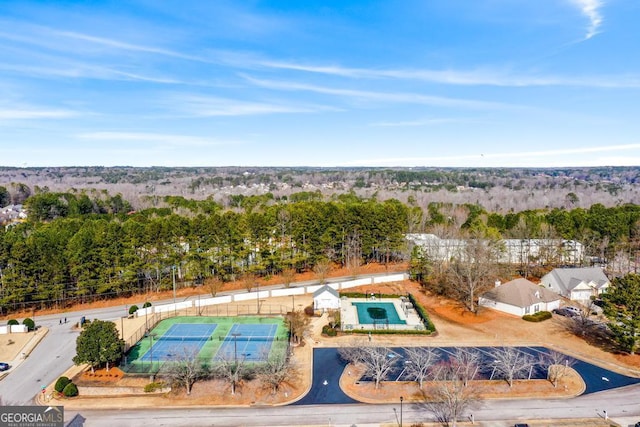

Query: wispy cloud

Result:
[53,30,210,63]
[77,132,237,147]
[248,59,640,88]
[570,0,604,40]
[370,118,481,127]
[173,95,337,117]
[0,108,79,120]
[340,143,640,167]
[242,75,512,110]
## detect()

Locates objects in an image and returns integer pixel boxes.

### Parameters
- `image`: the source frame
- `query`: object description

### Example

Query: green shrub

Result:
[345,328,433,336]
[62,382,78,397]
[522,311,552,322]
[22,318,35,331]
[128,305,139,315]
[54,376,71,393]
[407,293,436,333]
[322,325,337,336]
[142,301,152,308]
[7,319,19,326]
[339,292,404,299]
[144,381,165,393]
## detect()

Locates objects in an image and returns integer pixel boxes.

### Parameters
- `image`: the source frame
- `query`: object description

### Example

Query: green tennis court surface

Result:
[123,316,288,373]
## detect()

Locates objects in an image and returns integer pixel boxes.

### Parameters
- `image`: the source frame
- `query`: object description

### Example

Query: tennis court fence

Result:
[124,304,289,352]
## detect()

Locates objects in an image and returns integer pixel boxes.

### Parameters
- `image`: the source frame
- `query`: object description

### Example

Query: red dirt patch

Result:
[77,367,125,384]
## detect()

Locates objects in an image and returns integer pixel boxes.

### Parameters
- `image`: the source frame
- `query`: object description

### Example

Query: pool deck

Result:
[340,297,424,330]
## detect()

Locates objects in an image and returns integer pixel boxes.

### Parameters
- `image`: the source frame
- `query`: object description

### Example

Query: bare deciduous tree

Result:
[159,348,210,395]
[281,267,296,288]
[204,275,224,297]
[286,310,310,344]
[539,350,575,388]
[447,233,503,313]
[451,347,481,387]
[490,347,535,388]
[242,272,257,293]
[423,361,477,427]
[339,343,396,389]
[258,352,294,394]
[345,230,362,278]
[313,259,331,284]
[213,348,250,396]
[404,346,440,389]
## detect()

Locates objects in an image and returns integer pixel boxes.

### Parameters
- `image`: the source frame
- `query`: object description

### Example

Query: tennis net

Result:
[221,335,281,342]
[156,335,213,342]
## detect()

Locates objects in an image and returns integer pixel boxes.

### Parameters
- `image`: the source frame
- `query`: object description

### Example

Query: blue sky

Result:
[1,0,639,168]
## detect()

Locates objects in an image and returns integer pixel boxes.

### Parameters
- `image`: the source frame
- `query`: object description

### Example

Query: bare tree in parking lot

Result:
[490,347,535,388]
[538,350,575,388]
[404,346,440,389]
[451,347,481,387]
[339,342,397,389]
[422,361,478,427]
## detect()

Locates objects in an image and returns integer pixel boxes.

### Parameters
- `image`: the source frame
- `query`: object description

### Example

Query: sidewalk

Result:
[1,327,49,376]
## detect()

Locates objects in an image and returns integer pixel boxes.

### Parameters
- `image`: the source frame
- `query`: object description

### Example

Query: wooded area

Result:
[1,166,640,315]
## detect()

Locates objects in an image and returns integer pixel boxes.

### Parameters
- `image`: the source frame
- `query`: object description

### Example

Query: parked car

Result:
[552,308,577,317]
[0,362,10,371]
[564,306,582,316]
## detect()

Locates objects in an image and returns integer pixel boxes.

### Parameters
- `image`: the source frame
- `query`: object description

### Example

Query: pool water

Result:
[352,302,406,325]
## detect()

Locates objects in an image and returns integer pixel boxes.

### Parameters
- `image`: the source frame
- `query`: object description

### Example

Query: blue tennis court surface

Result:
[217,323,278,362]
[140,323,217,362]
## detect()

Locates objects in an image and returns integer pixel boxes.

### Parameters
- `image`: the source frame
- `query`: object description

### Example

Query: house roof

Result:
[313,284,339,298]
[548,267,610,293]
[481,278,560,308]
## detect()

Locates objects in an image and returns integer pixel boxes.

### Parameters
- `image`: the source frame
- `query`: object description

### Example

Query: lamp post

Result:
[149,334,153,372]
[400,396,403,427]
[231,333,241,364]
[172,265,177,303]
[257,280,260,314]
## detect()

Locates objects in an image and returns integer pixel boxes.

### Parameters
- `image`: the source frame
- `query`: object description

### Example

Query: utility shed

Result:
[313,285,340,311]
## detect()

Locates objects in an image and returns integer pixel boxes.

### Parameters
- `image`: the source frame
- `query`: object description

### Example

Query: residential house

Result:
[479,278,561,317]
[539,267,610,304]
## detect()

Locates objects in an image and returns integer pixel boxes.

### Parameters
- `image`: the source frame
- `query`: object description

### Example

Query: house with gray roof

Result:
[479,278,561,317]
[539,267,610,304]
[313,284,340,312]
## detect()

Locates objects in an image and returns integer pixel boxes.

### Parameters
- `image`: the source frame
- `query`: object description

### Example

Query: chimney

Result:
[494,280,501,288]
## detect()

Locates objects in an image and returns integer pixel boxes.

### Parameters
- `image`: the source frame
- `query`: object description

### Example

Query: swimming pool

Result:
[352,302,406,325]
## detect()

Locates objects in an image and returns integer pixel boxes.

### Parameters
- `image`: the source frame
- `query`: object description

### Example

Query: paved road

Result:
[65,385,640,427]
[0,273,387,404]
[3,271,640,426]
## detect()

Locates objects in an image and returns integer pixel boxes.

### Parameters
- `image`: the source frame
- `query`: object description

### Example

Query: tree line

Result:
[2,189,640,314]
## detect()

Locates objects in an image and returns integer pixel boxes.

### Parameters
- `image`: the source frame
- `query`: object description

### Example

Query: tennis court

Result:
[217,323,279,362]
[139,323,217,362]
[123,316,288,373]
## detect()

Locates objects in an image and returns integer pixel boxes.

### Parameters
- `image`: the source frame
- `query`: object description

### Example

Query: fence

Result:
[134,273,408,319]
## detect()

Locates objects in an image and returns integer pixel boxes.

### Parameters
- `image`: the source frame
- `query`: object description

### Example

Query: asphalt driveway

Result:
[294,346,640,405]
